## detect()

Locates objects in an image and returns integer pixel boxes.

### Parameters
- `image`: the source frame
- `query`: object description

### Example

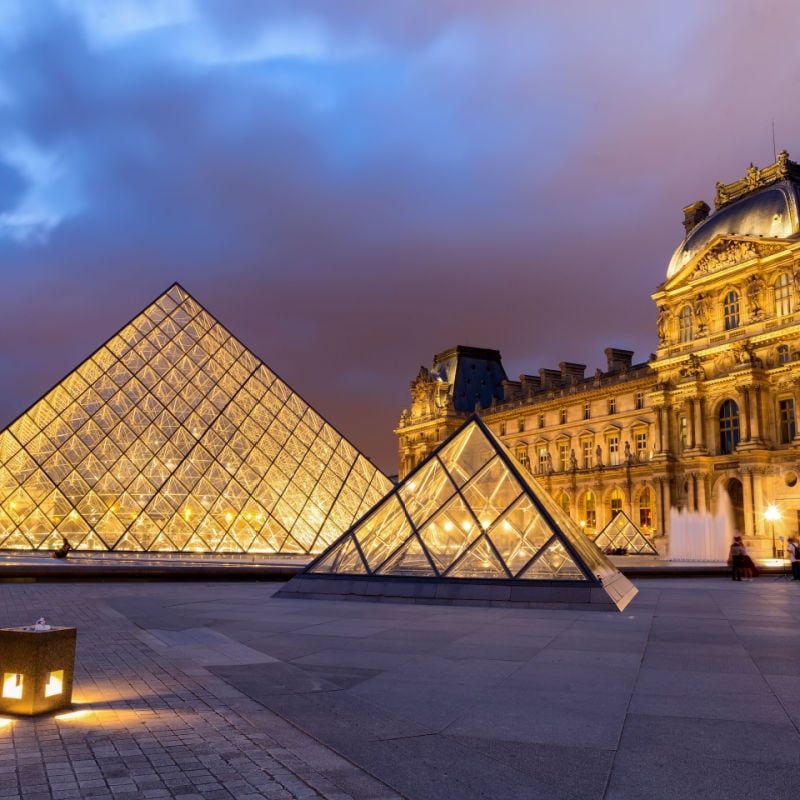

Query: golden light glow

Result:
[44,670,64,698]
[2,672,23,700]
[55,709,92,721]
[765,504,781,522]
[0,718,14,730]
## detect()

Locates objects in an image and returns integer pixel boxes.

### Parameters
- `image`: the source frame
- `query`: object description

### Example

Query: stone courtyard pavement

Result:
[1,578,800,800]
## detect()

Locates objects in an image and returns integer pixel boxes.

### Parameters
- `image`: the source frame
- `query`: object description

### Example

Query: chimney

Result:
[559,362,586,384]
[605,348,634,373]
[539,368,562,390]
[682,200,710,235]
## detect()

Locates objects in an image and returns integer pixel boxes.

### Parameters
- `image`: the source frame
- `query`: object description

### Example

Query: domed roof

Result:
[666,155,800,280]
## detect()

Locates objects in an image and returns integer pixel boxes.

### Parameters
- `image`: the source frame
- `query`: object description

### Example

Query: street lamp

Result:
[765,504,781,559]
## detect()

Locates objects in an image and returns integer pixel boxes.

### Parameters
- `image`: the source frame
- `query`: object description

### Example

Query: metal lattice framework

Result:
[308,416,616,582]
[0,284,391,554]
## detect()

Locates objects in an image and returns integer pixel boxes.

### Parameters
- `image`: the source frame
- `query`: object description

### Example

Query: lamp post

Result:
[765,504,781,559]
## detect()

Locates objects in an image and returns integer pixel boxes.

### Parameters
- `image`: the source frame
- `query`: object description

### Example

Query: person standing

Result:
[728,535,747,581]
[789,538,800,581]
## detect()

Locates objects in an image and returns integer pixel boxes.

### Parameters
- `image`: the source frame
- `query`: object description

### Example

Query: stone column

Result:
[687,398,696,449]
[696,397,707,450]
[739,386,752,442]
[654,406,664,452]
[752,385,764,443]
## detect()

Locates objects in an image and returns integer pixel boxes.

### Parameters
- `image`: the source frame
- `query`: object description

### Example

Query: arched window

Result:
[719,399,740,455]
[582,491,596,529]
[723,291,740,331]
[558,492,570,515]
[678,305,693,343]
[774,272,792,317]
[778,344,790,366]
[639,487,653,528]
[610,489,624,517]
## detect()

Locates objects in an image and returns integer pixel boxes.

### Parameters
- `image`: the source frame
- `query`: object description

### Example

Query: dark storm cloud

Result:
[1,0,800,471]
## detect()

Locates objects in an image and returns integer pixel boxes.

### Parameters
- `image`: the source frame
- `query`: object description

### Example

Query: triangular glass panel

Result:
[353,495,414,572]
[437,424,496,488]
[461,456,522,531]
[398,457,456,528]
[519,539,587,581]
[418,494,480,574]
[0,531,33,549]
[489,495,555,577]
[308,535,367,574]
[446,537,510,579]
[376,535,436,577]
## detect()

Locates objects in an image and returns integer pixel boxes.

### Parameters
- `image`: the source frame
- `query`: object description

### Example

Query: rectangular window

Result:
[608,398,616,415]
[518,418,525,433]
[538,414,544,429]
[639,492,652,528]
[499,422,506,436]
[608,436,619,466]
[635,392,645,410]
[582,440,593,469]
[560,409,567,425]
[584,495,596,528]
[538,447,549,474]
[636,432,648,462]
[584,402,591,420]
[724,291,740,331]
[516,447,529,471]
[559,443,569,472]
[779,398,796,444]
[679,416,688,451]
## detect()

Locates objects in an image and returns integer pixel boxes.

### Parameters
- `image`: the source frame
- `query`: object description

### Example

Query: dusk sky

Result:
[2,1,800,474]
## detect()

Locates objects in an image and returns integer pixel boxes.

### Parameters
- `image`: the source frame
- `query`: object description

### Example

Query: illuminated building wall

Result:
[397,153,800,558]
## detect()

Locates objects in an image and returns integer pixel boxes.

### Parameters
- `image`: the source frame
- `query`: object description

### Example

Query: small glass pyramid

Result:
[306,416,616,582]
[0,284,392,554]
[593,512,658,555]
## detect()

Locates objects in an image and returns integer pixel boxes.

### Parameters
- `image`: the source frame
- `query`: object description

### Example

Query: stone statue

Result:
[570,449,578,471]
[693,293,709,332]
[595,444,603,468]
[624,441,632,465]
[794,266,800,310]
[656,305,671,344]
[746,275,764,318]
[546,452,554,475]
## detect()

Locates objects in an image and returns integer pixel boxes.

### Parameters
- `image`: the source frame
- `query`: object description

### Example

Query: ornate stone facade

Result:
[397,154,800,558]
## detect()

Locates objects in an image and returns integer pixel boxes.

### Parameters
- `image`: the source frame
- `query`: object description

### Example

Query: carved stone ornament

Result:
[692,240,757,277]
[679,354,705,379]
[714,151,799,209]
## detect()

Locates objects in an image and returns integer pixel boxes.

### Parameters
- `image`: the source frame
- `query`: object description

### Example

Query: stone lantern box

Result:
[0,626,77,716]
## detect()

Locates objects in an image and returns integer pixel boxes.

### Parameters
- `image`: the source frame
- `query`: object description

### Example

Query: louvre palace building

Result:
[396,152,800,558]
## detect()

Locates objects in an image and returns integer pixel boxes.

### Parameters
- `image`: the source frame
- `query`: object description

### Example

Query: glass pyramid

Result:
[306,416,618,582]
[593,512,658,555]
[0,284,391,554]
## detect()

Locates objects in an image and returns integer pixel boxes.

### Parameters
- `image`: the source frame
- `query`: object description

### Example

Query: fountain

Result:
[667,488,734,562]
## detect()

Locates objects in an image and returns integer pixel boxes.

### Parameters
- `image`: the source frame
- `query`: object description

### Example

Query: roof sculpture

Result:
[0,284,391,554]
[279,416,638,611]
[666,150,800,279]
[593,512,658,555]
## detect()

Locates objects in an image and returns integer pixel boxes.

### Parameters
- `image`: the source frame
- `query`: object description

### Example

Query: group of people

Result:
[729,534,800,581]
